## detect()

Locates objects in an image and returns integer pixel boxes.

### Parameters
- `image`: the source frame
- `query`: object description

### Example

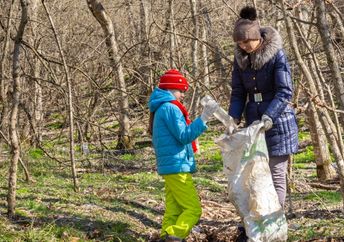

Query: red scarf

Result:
[170,100,198,153]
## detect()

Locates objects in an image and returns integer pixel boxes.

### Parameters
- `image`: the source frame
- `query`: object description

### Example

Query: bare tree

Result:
[200,6,210,88]
[87,0,133,150]
[189,0,200,116]
[139,0,153,100]
[8,0,29,218]
[314,0,344,111]
[30,0,44,146]
[0,0,15,137]
[41,0,79,191]
[294,3,336,180]
[167,0,176,68]
[280,0,344,208]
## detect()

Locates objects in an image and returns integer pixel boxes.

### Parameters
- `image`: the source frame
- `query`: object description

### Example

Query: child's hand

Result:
[201,100,218,123]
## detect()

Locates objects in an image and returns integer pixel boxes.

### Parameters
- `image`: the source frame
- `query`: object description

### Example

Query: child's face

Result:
[170,89,186,102]
[237,39,261,53]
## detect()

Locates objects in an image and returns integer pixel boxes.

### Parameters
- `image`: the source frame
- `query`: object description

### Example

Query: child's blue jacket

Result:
[148,88,207,175]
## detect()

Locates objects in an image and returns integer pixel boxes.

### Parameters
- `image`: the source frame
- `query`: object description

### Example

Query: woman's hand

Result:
[262,114,273,130]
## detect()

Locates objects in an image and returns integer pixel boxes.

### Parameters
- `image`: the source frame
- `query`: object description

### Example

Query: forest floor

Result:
[0,124,343,241]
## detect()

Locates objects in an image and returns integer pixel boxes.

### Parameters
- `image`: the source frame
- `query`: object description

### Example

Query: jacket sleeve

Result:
[228,59,247,119]
[264,49,293,121]
[164,104,207,145]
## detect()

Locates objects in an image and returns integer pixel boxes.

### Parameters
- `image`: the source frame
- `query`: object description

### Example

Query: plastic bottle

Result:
[200,95,237,134]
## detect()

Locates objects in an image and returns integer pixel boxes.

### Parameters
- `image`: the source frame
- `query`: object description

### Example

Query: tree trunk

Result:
[200,15,210,88]
[306,105,336,180]
[295,4,336,181]
[42,0,79,191]
[329,7,344,44]
[203,5,228,97]
[189,0,200,117]
[0,130,31,182]
[125,1,139,46]
[29,0,43,146]
[8,0,29,218]
[139,0,153,101]
[0,0,15,137]
[167,0,176,68]
[314,0,344,111]
[87,0,133,150]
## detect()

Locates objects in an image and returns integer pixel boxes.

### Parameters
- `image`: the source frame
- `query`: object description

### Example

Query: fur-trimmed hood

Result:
[234,26,283,70]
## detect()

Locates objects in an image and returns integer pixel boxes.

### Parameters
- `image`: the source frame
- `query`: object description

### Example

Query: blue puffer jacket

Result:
[148,88,207,175]
[229,27,298,157]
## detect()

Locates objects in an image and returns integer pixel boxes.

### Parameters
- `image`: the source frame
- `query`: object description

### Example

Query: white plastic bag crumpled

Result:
[215,122,288,242]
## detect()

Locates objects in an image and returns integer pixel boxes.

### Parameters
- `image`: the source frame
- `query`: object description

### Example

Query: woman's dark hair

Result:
[239,6,257,21]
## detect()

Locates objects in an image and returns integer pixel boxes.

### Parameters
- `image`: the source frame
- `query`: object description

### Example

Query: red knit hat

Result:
[158,69,189,91]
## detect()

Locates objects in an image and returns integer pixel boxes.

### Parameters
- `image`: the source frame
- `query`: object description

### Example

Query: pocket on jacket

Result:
[275,110,297,135]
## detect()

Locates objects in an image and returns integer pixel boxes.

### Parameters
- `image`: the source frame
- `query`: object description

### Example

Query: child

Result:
[148,69,218,241]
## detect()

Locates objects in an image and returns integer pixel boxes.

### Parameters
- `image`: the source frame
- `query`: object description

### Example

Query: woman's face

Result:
[237,39,261,53]
[170,89,186,102]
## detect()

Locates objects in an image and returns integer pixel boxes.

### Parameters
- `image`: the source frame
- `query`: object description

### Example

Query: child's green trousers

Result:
[160,173,202,239]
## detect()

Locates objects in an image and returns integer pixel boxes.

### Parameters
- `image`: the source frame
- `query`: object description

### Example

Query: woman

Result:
[229,6,298,208]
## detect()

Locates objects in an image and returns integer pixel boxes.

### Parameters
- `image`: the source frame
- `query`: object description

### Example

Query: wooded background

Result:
[1,0,344,219]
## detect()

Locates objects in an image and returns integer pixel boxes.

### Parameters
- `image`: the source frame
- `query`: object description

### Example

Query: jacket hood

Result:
[148,88,176,112]
[234,26,283,70]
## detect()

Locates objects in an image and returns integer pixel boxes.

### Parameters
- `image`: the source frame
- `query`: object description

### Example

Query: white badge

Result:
[254,93,263,102]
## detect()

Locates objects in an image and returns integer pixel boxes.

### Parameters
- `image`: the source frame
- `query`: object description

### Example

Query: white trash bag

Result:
[201,96,288,242]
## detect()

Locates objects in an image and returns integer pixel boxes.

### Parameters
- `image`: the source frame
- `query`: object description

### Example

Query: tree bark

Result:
[87,0,133,150]
[200,15,210,88]
[189,0,200,117]
[203,4,229,97]
[0,130,31,182]
[167,0,176,68]
[139,0,153,101]
[29,0,43,146]
[8,0,29,218]
[0,0,15,137]
[329,7,344,44]
[314,0,344,111]
[295,4,336,181]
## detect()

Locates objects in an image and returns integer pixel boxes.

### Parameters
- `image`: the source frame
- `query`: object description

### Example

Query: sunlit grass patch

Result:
[21,200,49,214]
[28,148,45,160]
[194,177,224,192]
[294,146,315,164]
[298,131,310,142]
[288,218,344,241]
[120,153,142,161]
[304,191,342,204]
[198,155,223,172]
[293,163,311,169]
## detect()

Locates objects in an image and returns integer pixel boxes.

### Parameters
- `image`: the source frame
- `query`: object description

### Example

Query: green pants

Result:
[160,173,202,239]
